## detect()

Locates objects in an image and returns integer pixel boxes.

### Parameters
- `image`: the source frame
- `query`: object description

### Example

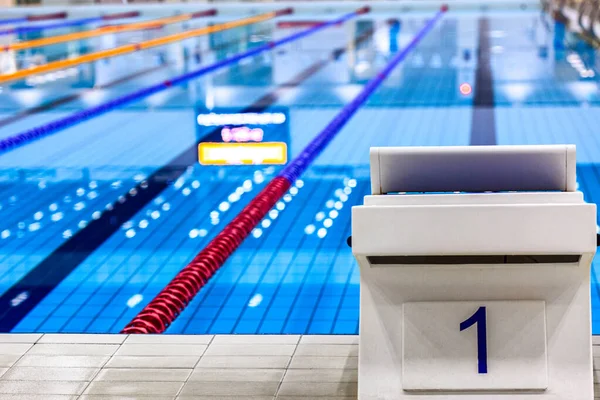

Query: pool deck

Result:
[0,333,597,399]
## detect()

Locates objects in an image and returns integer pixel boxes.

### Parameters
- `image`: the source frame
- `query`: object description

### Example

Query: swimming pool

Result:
[1,3,600,334]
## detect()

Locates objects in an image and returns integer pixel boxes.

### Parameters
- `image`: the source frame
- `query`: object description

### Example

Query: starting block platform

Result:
[352,145,597,399]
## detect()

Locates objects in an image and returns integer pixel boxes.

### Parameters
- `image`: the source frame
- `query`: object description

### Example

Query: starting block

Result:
[351,145,596,399]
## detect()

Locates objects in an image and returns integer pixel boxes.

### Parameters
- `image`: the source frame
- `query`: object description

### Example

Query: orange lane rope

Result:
[0,9,292,85]
[1,9,217,53]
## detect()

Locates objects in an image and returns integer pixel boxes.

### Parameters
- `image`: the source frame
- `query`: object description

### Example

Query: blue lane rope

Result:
[0,12,67,27]
[0,18,27,26]
[278,8,447,183]
[0,7,370,156]
[0,17,103,36]
[0,12,139,36]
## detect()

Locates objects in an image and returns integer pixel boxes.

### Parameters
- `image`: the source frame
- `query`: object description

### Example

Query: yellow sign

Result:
[198,142,287,165]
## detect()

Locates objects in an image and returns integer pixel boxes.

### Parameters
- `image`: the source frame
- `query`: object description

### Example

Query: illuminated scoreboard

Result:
[195,107,290,166]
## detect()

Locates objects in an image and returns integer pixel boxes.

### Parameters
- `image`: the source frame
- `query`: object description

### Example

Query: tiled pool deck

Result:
[0,333,597,399]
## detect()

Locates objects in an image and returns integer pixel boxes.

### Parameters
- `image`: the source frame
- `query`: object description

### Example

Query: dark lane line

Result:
[0,28,375,332]
[470,17,496,145]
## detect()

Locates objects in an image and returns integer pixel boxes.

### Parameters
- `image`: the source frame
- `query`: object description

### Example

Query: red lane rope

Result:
[277,21,325,28]
[121,5,441,335]
[102,11,141,21]
[121,177,291,334]
[27,12,68,22]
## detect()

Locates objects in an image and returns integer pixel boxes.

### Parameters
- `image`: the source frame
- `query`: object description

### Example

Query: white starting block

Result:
[351,145,597,399]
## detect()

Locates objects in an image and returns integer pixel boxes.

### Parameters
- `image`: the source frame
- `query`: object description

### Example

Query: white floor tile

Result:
[177,397,273,400]
[1,367,98,381]
[27,344,118,356]
[83,381,183,396]
[188,368,284,382]
[115,344,207,357]
[299,336,359,345]
[294,344,358,357]
[80,396,174,400]
[204,344,296,357]
[0,380,88,395]
[277,397,355,400]
[124,335,213,345]
[288,356,357,370]
[0,395,78,400]
[0,344,32,356]
[38,334,127,345]
[196,356,290,369]
[283,368,357,382]
[0,355,20,368]
[94,368,191,382]
[105,356,200,369]
[179,381,279,397]
[15,355,109,368]
[0,334,42,344]
[212,335,299,345]
[277,381,357,397]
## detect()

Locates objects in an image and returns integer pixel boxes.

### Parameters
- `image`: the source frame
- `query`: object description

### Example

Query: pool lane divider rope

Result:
[0,8,277,84]
[0,11,141,37]
[0,12,68,26]
[2,9,216,52]
[0,25,376,333]
[121,5,448,335]
[0,18,26,26]
[0,27,263,130]
[0,6,369,155]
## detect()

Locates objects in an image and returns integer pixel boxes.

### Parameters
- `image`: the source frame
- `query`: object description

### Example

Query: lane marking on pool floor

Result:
[0,18,376,332]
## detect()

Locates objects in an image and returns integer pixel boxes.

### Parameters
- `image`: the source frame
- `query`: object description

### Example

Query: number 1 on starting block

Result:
[402,301,548,392]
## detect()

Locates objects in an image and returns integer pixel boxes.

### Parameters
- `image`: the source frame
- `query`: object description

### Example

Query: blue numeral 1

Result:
[460,306,488,374]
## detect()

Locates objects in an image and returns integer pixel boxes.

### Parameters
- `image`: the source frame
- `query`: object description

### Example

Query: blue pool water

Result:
[1,6,600,334]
